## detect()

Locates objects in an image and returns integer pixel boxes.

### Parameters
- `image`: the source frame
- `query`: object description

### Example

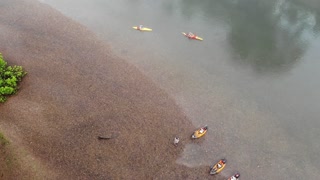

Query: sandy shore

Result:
[0,0,225,179]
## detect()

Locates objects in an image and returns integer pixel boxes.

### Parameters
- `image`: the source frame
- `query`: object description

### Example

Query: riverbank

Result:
[0,0,219,179]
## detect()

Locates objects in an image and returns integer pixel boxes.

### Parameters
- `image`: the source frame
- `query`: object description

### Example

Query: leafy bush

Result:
[0,53,27,103]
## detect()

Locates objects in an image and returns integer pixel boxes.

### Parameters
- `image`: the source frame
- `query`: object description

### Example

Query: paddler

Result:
[173,137,180,146]
[137,25,143,30]
[217,159,226,169]
[199,125,208,134]
[229,173,240,180]
[199,128,205,134]
[187,32,196,39]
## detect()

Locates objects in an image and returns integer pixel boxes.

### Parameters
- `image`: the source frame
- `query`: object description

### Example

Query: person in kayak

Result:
[210,158,226,175]
[229,173,240,180]
[217,159,226,169]
[199,125,208,134]
[173,137,180,146]
[137,25,143,30]
[199,128,205,134]
[187,32,196,39]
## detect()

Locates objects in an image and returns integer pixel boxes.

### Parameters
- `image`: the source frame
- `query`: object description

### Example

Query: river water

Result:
[40,0,320,179]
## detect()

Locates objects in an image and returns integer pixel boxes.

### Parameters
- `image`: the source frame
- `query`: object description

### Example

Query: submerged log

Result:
[97,136,112,140]
[97,132,119,140]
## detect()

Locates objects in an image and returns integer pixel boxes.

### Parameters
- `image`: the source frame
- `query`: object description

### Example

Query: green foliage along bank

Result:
[0,53,27,103]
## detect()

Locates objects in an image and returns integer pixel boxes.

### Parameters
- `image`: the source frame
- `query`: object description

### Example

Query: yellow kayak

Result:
[210,159,226,175]
[191,125,208,139]
[133,26,152,32]
[182,32,203,41]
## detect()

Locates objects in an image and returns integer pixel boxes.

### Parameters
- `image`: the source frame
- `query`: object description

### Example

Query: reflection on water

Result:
[179,0,320,73]
[228,0,307,73]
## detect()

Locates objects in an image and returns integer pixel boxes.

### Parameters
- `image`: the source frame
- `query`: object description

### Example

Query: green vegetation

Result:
[0,132,9,146]
[0,53,27,103]
[0,132,14,178]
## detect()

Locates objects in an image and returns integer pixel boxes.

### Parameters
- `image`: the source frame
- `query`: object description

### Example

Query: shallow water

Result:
[41,0,320,179]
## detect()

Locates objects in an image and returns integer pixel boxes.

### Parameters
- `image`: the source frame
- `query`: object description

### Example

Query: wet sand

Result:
[0,0,226,179]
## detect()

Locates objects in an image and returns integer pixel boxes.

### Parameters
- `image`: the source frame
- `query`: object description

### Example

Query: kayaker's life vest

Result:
[230,177,237,180]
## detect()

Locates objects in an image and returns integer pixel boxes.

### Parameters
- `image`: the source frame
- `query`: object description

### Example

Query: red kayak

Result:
[182,32,203,41]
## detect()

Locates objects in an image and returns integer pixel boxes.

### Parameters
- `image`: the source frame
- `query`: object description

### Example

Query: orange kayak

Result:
[191,125,208,139]
[182,32,203,41]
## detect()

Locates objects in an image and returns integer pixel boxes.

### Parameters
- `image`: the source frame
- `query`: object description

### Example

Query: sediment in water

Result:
[0,0,217,179]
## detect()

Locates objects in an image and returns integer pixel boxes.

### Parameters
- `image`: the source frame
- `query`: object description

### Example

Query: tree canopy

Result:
[0,53,27,103]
